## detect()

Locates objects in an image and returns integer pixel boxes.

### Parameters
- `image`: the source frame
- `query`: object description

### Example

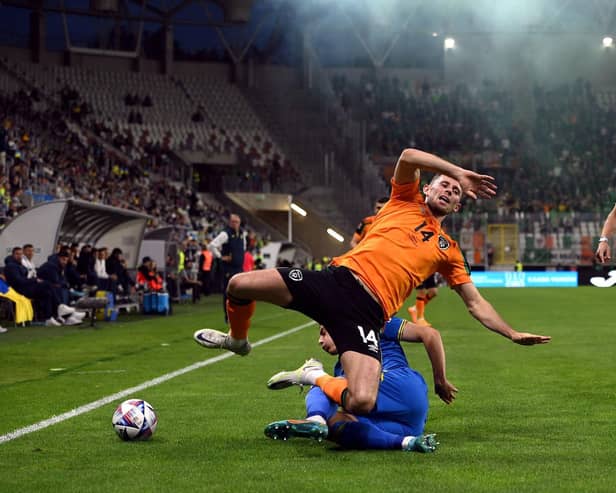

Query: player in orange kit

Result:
[194,148,551,416]
[350,197,389,248]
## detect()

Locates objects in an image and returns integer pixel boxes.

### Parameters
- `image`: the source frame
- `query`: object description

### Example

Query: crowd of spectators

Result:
[331,73,616,218]
[1,56,303,200]
[0,87,240,233]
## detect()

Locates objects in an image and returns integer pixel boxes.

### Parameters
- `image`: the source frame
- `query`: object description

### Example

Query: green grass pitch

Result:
[0,287,615,493]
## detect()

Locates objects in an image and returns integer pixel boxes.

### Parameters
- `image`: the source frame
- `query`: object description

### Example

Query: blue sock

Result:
[330,420,403,450]
[305,386,338,421]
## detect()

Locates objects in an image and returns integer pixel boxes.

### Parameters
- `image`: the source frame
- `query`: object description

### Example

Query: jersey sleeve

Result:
[390,177,424,204]
[440,243,472,287]
[382,316,405,341]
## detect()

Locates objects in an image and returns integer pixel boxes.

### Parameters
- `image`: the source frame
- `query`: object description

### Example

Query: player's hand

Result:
[511,332,552,345]
[435,379,458,404]
[457,169,497,200]
[595,242,611,264]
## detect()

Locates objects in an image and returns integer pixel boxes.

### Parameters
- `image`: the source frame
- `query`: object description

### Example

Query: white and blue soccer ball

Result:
[112,399,158,441]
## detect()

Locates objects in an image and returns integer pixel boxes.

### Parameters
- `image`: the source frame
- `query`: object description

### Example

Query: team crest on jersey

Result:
[438,235,450,250]
[288,269,303,281]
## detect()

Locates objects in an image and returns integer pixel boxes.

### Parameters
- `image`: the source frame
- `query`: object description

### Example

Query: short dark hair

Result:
[23,244,33,250]
[429,173,442,184]
[12,246,22,255]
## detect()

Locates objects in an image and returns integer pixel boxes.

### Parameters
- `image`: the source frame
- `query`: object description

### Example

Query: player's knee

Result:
[346,389,377,415]
[226,273,244,297]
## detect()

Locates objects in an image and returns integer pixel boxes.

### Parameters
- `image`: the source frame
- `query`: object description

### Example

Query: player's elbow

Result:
[401,148,419,163]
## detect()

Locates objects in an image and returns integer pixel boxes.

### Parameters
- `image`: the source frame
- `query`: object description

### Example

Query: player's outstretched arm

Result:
[399,320,458,404]
[596,203,616,264]
[393,148,497,200]
[453,283,552,345]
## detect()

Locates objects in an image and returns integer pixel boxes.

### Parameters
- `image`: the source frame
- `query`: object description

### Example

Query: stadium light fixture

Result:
[432,32,438,37]
[327,228,344,243]
[290,203,307,216]
[603,36,613,48]
[444,37,456,50]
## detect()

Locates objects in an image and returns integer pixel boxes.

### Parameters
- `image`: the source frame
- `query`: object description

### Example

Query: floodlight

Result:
[290,203,307,216]
[326,228,344,243]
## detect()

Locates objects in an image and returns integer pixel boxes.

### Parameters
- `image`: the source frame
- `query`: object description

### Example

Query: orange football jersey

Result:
[332,178,471,318]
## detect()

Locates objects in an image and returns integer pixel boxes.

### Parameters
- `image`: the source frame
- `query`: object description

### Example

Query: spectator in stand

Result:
[136,257,164,292]
[106,248,135,299]
[94,247,118,296]
[76,244,98,291]
[198,240,214,296]
[243,248,255,272]
[3,246,80,325]
[64,246,83,292]
[179,258,201,303]
[165,251,179,301]
[37,250,86,327]
[21,243,37,279]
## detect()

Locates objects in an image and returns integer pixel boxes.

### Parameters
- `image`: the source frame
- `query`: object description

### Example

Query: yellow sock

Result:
[226,299,255,340]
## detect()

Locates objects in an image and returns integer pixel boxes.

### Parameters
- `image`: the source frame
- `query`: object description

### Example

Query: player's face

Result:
[424,176,462,216]
[318,326,338,355]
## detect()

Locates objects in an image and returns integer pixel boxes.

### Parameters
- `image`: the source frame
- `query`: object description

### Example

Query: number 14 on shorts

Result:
[357,326,379,353]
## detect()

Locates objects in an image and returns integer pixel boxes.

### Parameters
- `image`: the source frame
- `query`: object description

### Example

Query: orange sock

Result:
[316,375,348,406]
[416,298,426,319]
[226,299,255,340]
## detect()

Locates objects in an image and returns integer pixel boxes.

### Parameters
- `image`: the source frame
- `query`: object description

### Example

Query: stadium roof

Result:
[3,0,616,33]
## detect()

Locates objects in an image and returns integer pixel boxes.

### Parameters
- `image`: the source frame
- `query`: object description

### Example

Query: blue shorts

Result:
[357,366,429,437]
[306,366,428,437]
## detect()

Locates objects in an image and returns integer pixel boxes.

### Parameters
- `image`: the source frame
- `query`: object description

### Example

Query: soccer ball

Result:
[112,399,158,441]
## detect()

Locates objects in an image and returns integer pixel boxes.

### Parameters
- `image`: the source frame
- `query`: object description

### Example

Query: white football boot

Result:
[267,358,326,390]
[193,329,252,356]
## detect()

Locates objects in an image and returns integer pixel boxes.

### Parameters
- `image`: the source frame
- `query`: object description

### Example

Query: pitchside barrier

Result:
[470,271,579,288]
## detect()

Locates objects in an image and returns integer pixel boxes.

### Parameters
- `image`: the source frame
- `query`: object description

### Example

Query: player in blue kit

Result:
[265,317,457,452]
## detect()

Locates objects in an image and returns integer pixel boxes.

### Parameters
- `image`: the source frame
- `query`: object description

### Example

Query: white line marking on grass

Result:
[75,370,127,375]
[0,320,316,445]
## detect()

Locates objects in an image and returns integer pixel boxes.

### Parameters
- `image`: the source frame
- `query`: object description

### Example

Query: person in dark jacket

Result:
[208,213,246,322]
[76,244,98,290]
[3,247,79,325]
[37,250,71,305]
[106,248,135,298]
